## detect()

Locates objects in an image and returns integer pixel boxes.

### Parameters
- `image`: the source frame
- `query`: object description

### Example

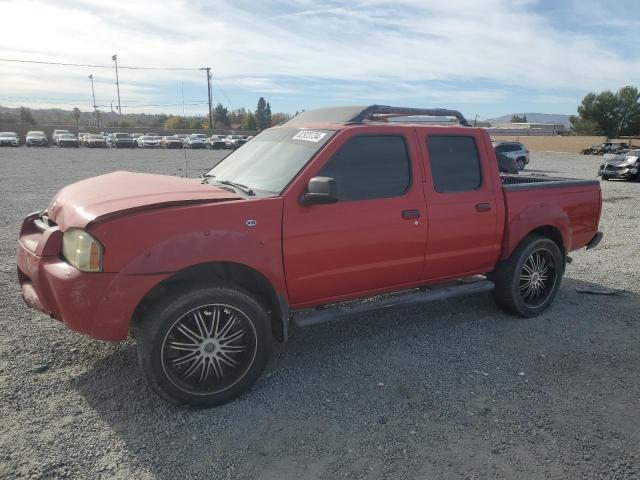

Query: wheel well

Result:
[131,262,288,342]
[530,225,565,257]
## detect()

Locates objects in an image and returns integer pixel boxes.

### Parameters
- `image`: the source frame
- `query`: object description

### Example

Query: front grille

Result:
[604,165,624,171]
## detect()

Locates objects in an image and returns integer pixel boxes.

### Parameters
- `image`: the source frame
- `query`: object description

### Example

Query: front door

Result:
[282,128,428,307]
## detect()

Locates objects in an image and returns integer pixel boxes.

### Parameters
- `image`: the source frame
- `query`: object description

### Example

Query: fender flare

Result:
[501,203,571,260]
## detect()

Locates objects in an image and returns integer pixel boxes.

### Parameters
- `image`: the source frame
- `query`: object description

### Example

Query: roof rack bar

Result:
[347,105,471,127]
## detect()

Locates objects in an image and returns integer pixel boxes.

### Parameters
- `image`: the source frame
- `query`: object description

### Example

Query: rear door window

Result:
[427,136,482,193]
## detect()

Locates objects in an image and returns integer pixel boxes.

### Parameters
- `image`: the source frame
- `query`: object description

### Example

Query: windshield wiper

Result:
[216,179,255,196]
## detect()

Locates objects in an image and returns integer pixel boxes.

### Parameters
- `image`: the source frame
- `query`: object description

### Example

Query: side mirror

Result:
[300,176,338,205]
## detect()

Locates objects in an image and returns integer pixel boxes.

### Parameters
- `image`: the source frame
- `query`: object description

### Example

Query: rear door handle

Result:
[475,203,492,212]
[401,209,421,219]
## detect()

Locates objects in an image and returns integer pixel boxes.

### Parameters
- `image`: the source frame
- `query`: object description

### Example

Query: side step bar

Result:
[291,279,495,329]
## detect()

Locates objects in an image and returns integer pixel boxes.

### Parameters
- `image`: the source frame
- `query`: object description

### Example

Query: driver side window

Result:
[318,135,410,201]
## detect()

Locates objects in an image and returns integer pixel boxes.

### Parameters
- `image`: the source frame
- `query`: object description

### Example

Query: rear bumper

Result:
[17,215,168,342]
[586,231,603,250]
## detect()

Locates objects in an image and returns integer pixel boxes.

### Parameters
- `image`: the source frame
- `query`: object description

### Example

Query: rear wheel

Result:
[492,235,564,317]
[516,157,526,170]
[136,283,272,407]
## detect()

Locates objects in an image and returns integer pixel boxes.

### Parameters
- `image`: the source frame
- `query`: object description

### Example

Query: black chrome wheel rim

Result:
[161,304,257,396]
[519,248,557,308]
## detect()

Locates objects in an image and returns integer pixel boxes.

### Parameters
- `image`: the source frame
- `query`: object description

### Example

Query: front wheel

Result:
[136,283,272,407]
[492,235,564,317]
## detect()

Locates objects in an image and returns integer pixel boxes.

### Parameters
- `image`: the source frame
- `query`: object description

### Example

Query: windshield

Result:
[206,127,335,194]
[27,132,45,136]
[114,133,130,138]
[88,134,103,139]
[0,132,16,137]
[60,134,75,139]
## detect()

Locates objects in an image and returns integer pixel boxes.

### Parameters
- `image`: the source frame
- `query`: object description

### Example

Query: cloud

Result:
[0,0,638,114]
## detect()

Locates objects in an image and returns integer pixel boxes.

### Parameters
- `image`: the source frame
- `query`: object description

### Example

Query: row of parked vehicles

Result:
[581,141,629,155]
[0,130,252,149]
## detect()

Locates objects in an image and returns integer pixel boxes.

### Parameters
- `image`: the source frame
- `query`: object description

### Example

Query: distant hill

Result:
[488,113,572,128]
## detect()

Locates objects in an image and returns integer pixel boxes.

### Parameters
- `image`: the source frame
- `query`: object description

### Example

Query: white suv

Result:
[493,141,530,170]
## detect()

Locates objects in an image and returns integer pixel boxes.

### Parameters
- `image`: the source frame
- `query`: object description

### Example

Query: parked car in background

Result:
[16,105,603,407]
[107,133,135,148]
[130,133,143,146]
[0,131,20,146]
[225,134,247,149]
[85,134,107,148]
[184,134,208,149]
[137,135,161,148]
[598,149,640,181]
[582,142,629,155]
[209,135,227,150]
[161,135,184,149]
[78,133,90,146]
[26,131,49,147]
[496,152,519,174]
[493,141,529,170]
[56,133,79,148]
[52,130,71,143]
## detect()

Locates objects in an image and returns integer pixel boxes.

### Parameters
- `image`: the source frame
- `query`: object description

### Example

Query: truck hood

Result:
[47,171,243,230]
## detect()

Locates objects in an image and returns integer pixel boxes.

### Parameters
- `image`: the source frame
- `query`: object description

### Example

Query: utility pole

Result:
[474,114,479,127]
[112,54,122,121]
[201,67,213,130]
[88,74,98,127]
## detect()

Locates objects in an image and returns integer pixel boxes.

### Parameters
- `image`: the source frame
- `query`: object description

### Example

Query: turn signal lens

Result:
[62,228,104,272]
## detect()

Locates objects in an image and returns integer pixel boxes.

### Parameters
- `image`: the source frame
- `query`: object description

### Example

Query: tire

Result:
[136,282,272,407]
[492,235,564,317]
[516,157,526,170]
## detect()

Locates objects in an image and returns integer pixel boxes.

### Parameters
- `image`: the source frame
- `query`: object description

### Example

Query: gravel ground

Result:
[0,146,638,480]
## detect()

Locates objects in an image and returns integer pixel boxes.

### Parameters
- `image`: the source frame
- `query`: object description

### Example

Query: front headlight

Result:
[62,228,104,272]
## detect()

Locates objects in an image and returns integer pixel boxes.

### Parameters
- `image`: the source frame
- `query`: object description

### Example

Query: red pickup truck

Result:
[17,105,603,407]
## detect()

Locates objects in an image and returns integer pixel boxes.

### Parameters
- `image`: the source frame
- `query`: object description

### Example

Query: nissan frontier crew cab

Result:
[17,105,603,407]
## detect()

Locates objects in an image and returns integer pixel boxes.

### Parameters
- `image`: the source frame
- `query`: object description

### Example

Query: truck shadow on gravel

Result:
[72,276,639,479]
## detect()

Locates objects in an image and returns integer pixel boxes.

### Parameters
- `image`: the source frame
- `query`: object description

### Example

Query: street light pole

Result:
[88,74,98,127]
[112,54,122,120]
[201,67,213,130]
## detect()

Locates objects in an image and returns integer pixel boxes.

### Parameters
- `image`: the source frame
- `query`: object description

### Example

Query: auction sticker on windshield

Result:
[292,130,327,143]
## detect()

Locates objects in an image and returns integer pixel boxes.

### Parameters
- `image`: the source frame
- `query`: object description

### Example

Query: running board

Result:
[291,279,495,329]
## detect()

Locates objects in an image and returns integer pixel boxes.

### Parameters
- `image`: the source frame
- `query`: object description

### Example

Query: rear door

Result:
[282,127,428,307]
[420,131,501,280]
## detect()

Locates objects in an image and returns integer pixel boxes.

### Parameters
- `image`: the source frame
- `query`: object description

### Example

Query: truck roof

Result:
[283,105,471,128]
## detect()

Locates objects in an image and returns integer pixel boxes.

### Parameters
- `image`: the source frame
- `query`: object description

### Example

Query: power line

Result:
[0,95,207,107]
[0,57,202,71]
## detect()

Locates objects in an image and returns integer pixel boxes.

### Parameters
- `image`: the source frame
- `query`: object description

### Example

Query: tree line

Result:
[570,86,640,137]
[0,96,290,131]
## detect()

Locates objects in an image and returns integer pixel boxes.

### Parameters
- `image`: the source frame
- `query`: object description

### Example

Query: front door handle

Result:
[401,209,421,219]
[475,203,492,212]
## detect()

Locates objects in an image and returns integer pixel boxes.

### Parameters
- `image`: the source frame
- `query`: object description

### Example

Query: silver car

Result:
[493,141,530,170]
[0,131,19,146]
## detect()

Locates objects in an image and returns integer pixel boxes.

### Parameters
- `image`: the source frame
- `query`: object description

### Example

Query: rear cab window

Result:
[426,136,482,193]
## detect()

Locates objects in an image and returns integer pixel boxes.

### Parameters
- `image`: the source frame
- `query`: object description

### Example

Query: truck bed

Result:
[501,174,600,190]
[500,174,602,254]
